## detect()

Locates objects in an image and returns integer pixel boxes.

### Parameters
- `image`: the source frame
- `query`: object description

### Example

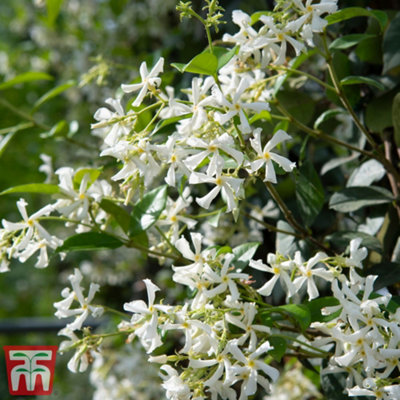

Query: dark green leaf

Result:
[99,199,131,233]
[13,353,29,357]
[276,90,315,126]
[383,12,400,74]
[368,262,400,290]
[313,109,344,129]
[355,36,382,65]
[305,296,340,323]
[172,53,218,76]
[268,336,287,362]
[296,161,325,227]
[393,92,400,147]
[15,368,29,372]
[33,80,76,110]
[33,368,46,372]
[329,33,376,50]
[277,304,311,331]
[326,231,382,254]
[385,296,400,314]
[130,185,168,236]
[0,183,60,196]
[57,232,123,252]
[232,242,260,270]
[329,186,394,212]
[366,90,397,133]
[46,0,64,26]
[0,72,53,90]
[326,7,388,32]
[321,369,353,400]
[340,75,385,91]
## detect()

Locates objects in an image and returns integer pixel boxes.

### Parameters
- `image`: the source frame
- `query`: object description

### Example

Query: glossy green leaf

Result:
[277,304,311,331]
[329,186,394,213]
[57,232,123,252]
[329,33,376,50]
[313,108,344,129]
[383,12,400,74]
[347,159,385,187]
[296,161,325,227]
[368,262,400,290]
[326,7,388,32]
[46,0,64,26]
[326,231,382,254]
[99,199,131,233]
[212,46,238,70]
[268,336,287,362]
[171,52,218,76]
[33,80,76,110]
[232,242,260,270]
[0,183,60,196]
[305,296,340,323]
[366,90,396,133]
[130,185,168,236]
[340,75,385,91]
[0,72,53,91]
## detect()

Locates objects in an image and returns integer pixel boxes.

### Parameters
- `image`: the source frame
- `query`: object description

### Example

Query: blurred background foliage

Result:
[0,0,400,399]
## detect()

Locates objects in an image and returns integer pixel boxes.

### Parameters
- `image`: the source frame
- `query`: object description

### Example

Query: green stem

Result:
[274,333,330,355]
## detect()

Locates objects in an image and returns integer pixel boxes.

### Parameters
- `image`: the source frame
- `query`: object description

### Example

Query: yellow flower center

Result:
[79,193,86,200]
[273,266,280,274]
[263,151,270,160]
[208,144,217,152]
[27,219,34,227]
[170,215,177,223]
[215,177,223,186]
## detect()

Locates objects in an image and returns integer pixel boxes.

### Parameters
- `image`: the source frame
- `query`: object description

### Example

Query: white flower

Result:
[123,279,167,353]
[121,57,164,107]
[91,97,133,146]
[189,172,243,212]
[345,238,368,268]
[213,77,270,133]
[249,128,295,183]
[160,365,191,400]
[249,253,296,297]
[228,341,279,399]
[54,268,103,331]
[292,251,331,300]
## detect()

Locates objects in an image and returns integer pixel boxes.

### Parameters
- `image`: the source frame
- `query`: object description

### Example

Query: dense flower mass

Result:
[2,0,400,399]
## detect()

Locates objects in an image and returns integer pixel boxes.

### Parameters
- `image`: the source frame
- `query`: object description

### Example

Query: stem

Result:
[270,65,336,92]
[0,122,34,135]
[101,305,130,319]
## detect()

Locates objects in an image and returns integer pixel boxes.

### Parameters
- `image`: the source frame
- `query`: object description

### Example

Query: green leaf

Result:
[130,185,168,236]
[99,199,131,233]
[366,90,397,133]
[326,7,388,32]
[295,161,325,227]
[57,232,123,252]
[313,108,344,129]
[347,159,386,187]
[211,46,238,71]
[40,120,69,139]
[250,11,272,25]
[368,262,400,290]
[152,113,191,136]
[277,304,311,331]
[321,368,351,400]
[383,12,400,74]
[172,52,218,76]
[326,231,382,254]
[393,92,400,147]
[33,80,76,110]
[15,368,29,372]
[268,336,287,362]
[232,242,260,270]
[340,75,385,91]
[0,183,60,196]
[46,0,64,26]
[329,33,376,50]
[249,110,271,124]
[329,186,394,212]
[276,90,315,126]
[215,246,232,257]
[0,72,53,91]
[0,131,18,158]
[305,297,340,323]
[33,368,46,372]
[73,168,101,188]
